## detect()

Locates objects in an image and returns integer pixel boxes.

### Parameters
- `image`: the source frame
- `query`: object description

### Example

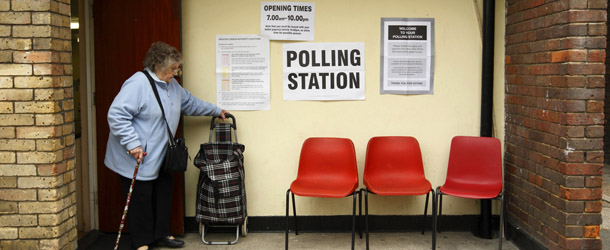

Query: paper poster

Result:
[216,35,270,110]
[381,18,435,95]
[283,42,365,101]
[260,2,315,41]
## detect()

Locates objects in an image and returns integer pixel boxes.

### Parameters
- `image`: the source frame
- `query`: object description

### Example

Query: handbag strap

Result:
[142,70,176,146]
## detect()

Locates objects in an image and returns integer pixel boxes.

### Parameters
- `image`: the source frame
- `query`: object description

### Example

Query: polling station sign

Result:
[283,42,365,101]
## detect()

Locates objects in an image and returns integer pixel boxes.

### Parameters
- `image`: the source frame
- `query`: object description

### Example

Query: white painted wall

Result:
[181,0,506,217]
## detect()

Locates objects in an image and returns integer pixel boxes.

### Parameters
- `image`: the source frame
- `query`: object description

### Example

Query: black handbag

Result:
[142,70,188,174]
[163,137,188,173]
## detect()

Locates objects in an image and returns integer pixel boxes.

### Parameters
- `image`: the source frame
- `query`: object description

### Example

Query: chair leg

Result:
[285,189,290,250]
[504,196,509,242]
[437,188,443,233]
[365,189,369,250]
[292,192,298,235]
[422,192,430,234]
[358,189,363,239]
[431,188,437,250]
[498,193,504,250]
[351,192,356,250]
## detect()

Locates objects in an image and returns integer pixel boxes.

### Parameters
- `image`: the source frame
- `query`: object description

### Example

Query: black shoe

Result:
[157,236,184,248]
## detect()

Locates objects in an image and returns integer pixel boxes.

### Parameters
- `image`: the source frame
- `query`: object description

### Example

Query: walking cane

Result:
[114,152,147,250]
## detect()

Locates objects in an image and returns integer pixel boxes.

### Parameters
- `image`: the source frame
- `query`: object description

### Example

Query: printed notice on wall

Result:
[216,35,270,110]
[260,2,315,41]
[283,42,365,101]
[381,18,435,95]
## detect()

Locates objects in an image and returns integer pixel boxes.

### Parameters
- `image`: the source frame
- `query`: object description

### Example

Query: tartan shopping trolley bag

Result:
[194,114,247,245]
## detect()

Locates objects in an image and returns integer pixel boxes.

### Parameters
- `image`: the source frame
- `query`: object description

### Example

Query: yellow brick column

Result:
[0,0,76,249]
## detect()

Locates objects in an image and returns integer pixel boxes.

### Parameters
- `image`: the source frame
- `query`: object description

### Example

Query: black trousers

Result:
[120,171,173,248]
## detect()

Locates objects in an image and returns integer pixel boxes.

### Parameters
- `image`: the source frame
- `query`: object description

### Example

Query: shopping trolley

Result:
[194,114,247,244]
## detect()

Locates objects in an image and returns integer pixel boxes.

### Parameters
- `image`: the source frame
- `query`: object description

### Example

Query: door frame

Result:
[72,0,99,233]
[83,0,99,230]
[75,0,98,231]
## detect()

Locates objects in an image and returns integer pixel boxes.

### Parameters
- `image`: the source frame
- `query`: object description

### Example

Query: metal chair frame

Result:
[285,190,359,250]
[362,188,437,249]
[435,190,504,250]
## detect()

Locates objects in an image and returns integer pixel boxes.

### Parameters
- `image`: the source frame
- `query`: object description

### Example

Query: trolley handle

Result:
[210,113,236,130]
[209,113,238,143]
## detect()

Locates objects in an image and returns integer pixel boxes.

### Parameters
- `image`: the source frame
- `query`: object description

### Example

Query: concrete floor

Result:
[79,230,518,250]
[189,231,517,250]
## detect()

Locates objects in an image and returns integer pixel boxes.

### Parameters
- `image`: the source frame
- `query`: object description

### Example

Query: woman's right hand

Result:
[127,146,144,164]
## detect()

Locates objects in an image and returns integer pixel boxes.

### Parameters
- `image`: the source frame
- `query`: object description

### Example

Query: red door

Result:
[94,0,184,234]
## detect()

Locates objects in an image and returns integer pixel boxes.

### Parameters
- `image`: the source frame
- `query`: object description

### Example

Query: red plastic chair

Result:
[285,138,359,250]
[433,136,504,250]
[362,136,435,250]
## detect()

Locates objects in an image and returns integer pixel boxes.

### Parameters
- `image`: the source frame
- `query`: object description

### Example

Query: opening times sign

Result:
[261,2,315,41]
[283,42,365,101]
[381,18,435,95]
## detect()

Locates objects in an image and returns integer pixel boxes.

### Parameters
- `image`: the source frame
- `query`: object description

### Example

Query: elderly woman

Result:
[105,41,228,250]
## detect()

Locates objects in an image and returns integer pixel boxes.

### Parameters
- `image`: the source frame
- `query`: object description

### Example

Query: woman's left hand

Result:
[219,110,230,120]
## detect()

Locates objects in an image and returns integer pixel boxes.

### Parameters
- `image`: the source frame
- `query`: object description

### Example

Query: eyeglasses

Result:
[170,65,181,73]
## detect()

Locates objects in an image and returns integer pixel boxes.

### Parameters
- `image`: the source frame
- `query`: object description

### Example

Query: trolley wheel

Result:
[241,216,248,236]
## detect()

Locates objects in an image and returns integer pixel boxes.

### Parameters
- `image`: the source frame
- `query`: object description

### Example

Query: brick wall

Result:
[605,4,610,165]
[505,0,606,249]
[0,0,77,249]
